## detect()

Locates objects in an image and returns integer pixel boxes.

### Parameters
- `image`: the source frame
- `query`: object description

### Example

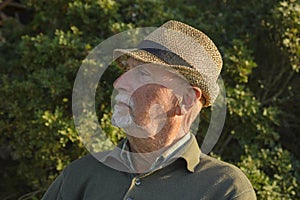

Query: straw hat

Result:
[113,20,223,107]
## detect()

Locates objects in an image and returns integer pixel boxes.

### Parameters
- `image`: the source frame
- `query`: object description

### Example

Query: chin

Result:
[111,115,133,128]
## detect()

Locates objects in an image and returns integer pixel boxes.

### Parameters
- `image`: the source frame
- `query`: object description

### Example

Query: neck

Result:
[127,128,187,172]
[129,149,162,173]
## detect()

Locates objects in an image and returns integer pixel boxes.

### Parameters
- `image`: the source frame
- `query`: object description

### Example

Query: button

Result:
[135,178,141,186]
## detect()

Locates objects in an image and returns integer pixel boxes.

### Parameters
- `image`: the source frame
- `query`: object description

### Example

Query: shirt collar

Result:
[180,134,201,172]
[98,133,201,173]
[120,133,192,172]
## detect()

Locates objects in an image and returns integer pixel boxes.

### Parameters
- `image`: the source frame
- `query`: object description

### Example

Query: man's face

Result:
[112,63,190,138]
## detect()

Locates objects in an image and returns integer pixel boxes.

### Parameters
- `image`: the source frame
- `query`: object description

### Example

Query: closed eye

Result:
[138,69,151,77]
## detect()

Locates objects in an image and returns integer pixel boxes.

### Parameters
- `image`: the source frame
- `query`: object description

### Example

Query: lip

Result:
[116,102,129,107]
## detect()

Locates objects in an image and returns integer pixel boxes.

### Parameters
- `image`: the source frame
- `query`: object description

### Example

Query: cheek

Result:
[130,94,152,125]
[129,84,176,125]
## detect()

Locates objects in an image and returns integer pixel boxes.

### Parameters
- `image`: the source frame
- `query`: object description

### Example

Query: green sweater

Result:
[42,136,256,200]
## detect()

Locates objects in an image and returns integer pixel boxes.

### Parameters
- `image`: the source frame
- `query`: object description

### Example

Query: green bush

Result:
[0,0,299,199]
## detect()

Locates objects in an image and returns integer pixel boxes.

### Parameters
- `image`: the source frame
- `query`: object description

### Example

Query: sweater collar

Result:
[98,133,201,173]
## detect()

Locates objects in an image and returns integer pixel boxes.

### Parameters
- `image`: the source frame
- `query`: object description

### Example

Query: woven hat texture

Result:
[114,20,223,107]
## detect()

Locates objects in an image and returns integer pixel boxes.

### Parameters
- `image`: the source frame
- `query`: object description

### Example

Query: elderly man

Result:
[43,20,256,199]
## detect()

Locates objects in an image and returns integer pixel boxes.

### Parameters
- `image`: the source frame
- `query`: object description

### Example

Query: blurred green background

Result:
[0,0,299,199]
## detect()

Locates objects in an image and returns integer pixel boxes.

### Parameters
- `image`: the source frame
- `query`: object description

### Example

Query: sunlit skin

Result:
[112,58,204,171]
[126,83,182,152]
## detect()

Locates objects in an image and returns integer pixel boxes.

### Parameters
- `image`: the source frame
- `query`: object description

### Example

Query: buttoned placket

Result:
[123,171,156,200]
[120,134,196,200]
[135,178,141,186]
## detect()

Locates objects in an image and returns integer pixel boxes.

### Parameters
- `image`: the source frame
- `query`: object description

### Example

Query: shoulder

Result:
[43,152,126,200]
[194,154,256,199]
[67,154,99,170]
[42,154,101,200]
[197,154,246,177]
[64,151,116,176]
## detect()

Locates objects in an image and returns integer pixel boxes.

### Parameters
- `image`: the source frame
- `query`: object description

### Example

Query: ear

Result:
[192,87,202,101]
[177,87,202,115]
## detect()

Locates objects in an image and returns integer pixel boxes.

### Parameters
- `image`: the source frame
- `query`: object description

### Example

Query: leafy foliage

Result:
[0,0,299,199]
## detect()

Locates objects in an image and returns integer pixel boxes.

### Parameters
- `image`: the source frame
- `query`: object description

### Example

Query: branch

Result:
[262,70,295,105]
[216,133,233,154]
[17,189,45,200]
[0,10,7,19]
[3,193,17,200]
[261,61,286,103]
[0,0,13,11]
[7,2,26,9]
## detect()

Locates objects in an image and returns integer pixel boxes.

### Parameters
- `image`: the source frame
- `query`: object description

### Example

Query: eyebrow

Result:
[138,67,152,75]
[126,58,145,68]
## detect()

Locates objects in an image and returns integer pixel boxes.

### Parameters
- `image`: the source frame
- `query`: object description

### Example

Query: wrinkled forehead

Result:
[121,63,193,98]
[123,57,184,79]
[126,63,189,84]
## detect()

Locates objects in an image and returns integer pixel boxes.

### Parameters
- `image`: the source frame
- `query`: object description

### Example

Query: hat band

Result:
[138,40,192,68]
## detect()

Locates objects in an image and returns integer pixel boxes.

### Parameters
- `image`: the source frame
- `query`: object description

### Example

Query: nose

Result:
[113,75,122,88]
[113,71,132,91]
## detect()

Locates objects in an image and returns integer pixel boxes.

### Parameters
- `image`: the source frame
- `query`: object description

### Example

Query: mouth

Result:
[116,101,130,108]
